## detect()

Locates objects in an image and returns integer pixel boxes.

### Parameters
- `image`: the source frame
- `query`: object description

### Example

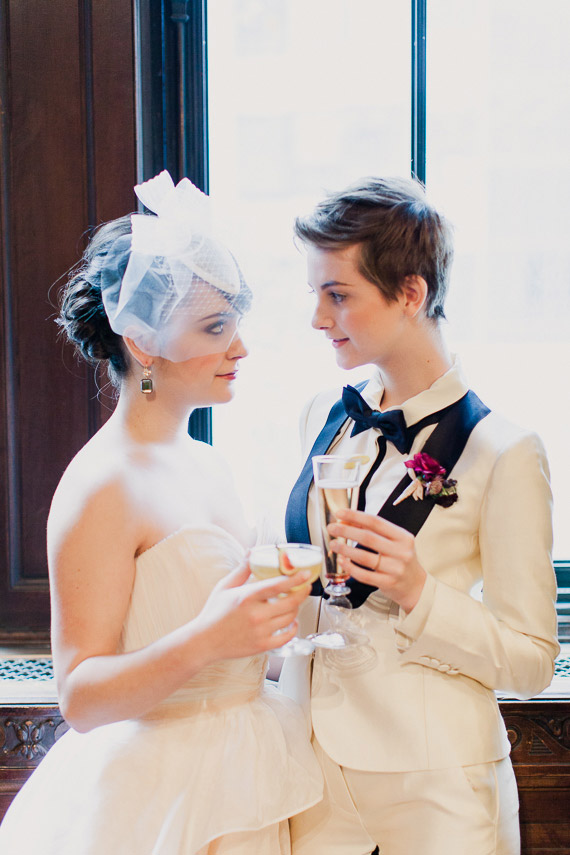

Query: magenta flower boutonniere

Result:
[393,452,458,508]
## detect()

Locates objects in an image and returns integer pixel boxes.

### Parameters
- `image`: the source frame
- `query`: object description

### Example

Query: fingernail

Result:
[299,570,311,581]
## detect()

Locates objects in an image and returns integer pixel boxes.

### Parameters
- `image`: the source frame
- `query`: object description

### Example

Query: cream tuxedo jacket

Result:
[281,364,559,772]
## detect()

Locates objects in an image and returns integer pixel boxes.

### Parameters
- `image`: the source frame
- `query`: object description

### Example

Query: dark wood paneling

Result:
[0,0,136,642]
[0,704,69,819]
[502,700,570,854]
[1,699,569,850]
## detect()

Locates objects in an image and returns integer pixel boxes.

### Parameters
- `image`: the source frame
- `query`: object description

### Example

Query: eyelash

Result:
[205,322,226,335]
[308,288,346,304]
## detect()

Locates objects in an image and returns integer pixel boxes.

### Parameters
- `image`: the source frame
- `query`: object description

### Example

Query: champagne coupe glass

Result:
[308,455,369,650]
[249,542,323,657]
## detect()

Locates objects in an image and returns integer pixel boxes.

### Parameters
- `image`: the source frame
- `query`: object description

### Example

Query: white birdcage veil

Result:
[100,171,251,361]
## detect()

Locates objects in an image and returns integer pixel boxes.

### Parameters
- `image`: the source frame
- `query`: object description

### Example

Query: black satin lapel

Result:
[347,391,490,608]
[379,390,490,533]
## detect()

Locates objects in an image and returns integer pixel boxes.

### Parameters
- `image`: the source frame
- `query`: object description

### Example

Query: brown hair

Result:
[294,177,454,319]
[57,216,132,386]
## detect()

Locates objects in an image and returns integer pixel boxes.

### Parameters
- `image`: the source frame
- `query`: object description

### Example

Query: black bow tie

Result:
[342,385,411,454]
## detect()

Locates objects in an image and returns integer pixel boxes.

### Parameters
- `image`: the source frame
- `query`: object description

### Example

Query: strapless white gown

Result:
[0,524,323,854]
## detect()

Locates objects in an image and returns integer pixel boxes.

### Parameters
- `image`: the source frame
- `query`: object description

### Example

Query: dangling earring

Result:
[141,364,153,394]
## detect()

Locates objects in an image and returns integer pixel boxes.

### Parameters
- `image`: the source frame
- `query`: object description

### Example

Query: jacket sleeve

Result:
[395,430,559,699]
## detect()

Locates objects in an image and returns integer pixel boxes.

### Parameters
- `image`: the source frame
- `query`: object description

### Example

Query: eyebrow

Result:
[198,311,235,322]
[318,280,354,290]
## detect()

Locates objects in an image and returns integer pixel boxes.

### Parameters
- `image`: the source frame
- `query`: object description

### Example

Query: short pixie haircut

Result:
[294,177,454,319]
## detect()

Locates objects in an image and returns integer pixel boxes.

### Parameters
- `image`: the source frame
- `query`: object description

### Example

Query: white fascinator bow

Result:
[118,171,240,314]
[130,170,211,257]
[101,170,249,360]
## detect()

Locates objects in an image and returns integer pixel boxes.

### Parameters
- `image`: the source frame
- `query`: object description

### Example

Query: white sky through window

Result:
[208,0,569,558]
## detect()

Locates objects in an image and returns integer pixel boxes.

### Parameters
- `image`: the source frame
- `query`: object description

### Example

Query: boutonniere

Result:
[393,453,458,508]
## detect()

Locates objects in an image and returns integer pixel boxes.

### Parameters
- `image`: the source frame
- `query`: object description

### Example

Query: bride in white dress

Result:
[0,172,322,854]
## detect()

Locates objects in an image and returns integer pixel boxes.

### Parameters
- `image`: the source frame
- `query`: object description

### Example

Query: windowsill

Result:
[0,648,57,705]
[2,646,570,706]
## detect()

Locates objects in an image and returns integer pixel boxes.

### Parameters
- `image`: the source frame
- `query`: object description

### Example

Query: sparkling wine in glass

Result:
[309,455,369,649]
[249,542,323,657]
[318,479,358,593]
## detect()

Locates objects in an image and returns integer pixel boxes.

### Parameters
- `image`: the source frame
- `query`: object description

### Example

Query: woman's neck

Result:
[109,380,192,446]
[377,321,452,410]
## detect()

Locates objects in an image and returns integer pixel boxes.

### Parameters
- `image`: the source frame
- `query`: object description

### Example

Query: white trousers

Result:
[290,738,520,855]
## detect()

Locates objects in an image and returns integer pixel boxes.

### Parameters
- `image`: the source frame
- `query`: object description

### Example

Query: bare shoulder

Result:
[47,434,141,568]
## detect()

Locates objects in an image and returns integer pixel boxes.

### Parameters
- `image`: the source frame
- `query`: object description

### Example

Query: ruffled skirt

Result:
[0,684,323,854]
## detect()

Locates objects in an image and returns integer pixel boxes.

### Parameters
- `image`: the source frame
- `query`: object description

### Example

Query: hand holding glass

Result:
[309,455,369,649]
[248,543,322,657]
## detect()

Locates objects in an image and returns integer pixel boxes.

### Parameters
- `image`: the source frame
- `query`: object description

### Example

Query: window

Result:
[208,0,410,531]
[207,0,570,561]
[427,0,570,558]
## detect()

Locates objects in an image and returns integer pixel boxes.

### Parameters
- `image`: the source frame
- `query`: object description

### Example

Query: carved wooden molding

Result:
[501,702,570,765]
[0,708,68,769]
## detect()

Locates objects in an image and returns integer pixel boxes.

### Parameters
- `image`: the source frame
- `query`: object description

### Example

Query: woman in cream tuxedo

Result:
[282,177,559,855]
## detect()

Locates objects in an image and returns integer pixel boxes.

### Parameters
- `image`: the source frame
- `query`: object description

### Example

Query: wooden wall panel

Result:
[2,698,570,850]
[502,700,570,854]
[0,0,136,642]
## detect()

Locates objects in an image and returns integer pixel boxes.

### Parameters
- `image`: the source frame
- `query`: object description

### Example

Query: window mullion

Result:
[137,0,212,442]
[411,0,427,184]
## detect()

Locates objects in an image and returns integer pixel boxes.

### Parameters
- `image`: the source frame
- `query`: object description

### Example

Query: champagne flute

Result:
[249,542,323,657]
[308,455,369,649]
